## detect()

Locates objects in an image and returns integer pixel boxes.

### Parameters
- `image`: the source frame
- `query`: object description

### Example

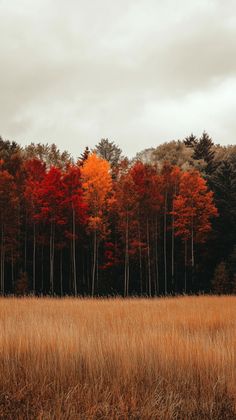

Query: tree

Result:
[24,159,47,293]
[0,169,19,294]
[35,167,65,294]
[152,141,196,171]
[130,162,163,295]
[24,143,72,169]
[112,170,138,296]
[0,137,20,164]
[81,153,112,296]
[173,170,218,292]
[193,132,215,174]
[78,147,90,166]
[210,160,236,259]
[94,139,122,169]
[184,133,198,148]
[62,165,87,296]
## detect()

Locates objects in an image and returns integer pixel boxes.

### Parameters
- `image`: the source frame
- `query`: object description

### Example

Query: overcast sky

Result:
[1,0,236,157]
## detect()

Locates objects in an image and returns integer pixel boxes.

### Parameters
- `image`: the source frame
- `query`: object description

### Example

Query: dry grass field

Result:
[0,296,235,419]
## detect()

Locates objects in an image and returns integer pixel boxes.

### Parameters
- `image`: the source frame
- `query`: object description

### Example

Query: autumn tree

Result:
[35,167,65,294]
[61,165,87,296]
[130,162,163,295]
[172,170,218,292]
[0,169,19,294]
[81,153,112,296]
[24,159,46,293]
[112,170,138,296]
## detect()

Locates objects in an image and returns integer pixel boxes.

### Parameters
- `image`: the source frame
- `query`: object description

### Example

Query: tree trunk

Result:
[191,218,195,291]
[11,249,14,292]
[171,209,175,293]
[50,222,55,294]
[147,218,151,297]
[184,239,187,294]
[171,182,177,293]
[24,213,27,273]
[33,222,36,294]
[124,212,129,297]
[164,190,168,295]
[92,230,97,297]
[60,248,63,297]
[138,218,143,295]
[41,244,44,293]
[155,216,159,295]
[96,240,99,293]
[72,207,77,297]
[1,225,5,295]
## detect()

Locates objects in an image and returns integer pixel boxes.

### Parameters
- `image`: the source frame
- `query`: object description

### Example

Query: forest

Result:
[0,132,235,296]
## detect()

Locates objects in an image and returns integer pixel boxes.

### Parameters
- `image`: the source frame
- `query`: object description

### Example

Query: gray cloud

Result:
[0,0,236,157]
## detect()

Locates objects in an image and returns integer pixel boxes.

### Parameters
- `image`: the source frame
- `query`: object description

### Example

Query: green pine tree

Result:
[193,131,215,174]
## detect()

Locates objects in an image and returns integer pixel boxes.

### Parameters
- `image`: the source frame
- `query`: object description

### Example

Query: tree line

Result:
[0,132,235,296]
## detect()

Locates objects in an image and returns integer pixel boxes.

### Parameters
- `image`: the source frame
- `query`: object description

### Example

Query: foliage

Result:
[0,133,234,295]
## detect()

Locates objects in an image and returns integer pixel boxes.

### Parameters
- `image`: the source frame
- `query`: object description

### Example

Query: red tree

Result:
[61,165,87,295]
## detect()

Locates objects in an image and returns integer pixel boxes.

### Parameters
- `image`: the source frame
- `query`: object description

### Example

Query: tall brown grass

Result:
[0,296,235,419]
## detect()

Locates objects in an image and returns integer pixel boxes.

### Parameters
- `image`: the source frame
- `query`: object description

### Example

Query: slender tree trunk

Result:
[92,230,97,297]
[41,244,44,294]
[1,225,5,295]
[184,239,187,294]
[96,240,99,293]
[138,218,143,295]
[87,250,90,294]
[50,223,55,294]
[155,216,159,295]
[60,248,63,296]
[147,218,151,297]
[171,209,175,293]
[164,190,168,295]
[191,218,194,291]
[24,214,27,273]
[124,212,129,297]
[171,182,177,293]
[33,222,36,294]
[72,207,77,297]
[11,249,14,292]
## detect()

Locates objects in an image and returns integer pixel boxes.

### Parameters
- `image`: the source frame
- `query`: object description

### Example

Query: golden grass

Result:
[0,296,235,419]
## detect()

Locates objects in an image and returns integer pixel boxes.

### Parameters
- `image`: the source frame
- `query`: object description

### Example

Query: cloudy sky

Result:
[1,0,236,157]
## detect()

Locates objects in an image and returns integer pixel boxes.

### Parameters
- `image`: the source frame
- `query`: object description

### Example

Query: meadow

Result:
[0,296,235,419]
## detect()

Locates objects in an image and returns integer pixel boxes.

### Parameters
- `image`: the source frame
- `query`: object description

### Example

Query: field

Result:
[0,296,235,419]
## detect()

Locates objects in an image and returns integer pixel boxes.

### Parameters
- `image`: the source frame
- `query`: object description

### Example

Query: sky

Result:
[0,0,236,158]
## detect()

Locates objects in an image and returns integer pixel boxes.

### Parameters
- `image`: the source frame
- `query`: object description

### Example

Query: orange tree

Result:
[172,170,218,291]
[81,153,112,296]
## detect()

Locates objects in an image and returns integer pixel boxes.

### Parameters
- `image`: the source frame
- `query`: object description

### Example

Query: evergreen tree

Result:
[184,133,198,148]
[78,147,90,166]
[193,132,215,174]
[94,139,122,168]
[210,160,236,259]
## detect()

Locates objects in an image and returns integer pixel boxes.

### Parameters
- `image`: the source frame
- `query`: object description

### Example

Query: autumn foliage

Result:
[0,144,218,296]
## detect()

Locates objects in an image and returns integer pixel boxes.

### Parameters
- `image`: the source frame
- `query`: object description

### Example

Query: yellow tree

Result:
[81,153,112,296]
